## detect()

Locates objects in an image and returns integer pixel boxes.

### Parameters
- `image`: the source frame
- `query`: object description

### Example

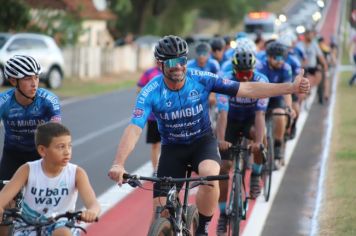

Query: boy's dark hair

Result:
[35,122,71,147]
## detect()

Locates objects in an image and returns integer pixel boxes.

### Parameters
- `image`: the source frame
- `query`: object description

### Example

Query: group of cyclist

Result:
[108,34,310,236]
[124,26,333,235]
[0,28,325,235]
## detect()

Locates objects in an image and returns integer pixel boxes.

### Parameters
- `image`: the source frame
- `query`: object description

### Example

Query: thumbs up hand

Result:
[293,69,310,94]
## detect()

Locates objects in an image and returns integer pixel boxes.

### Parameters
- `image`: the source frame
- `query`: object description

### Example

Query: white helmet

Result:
[4,55,42,80]
[235,37,257,54]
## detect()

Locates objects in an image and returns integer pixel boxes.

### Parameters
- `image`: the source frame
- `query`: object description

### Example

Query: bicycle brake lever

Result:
[127,179,142,188]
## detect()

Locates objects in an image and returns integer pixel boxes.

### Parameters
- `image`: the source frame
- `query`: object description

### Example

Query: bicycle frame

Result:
[225,136,250,235]
[154,167,193,235]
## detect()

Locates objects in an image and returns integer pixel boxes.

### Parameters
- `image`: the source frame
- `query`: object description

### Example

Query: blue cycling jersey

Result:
[187,58,220,74]
[286,52,302,80]
[255,60,292,101]
[131,69,240,145]
[0,88,61,152]
[216,71,269,122]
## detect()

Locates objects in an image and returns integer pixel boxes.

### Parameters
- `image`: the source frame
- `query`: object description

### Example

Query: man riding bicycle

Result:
[215,46,269,235]
[256,41,295,168]
[108,35,310,236]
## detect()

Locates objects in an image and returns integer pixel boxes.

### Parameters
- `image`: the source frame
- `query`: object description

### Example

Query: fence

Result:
[62,44,155,80]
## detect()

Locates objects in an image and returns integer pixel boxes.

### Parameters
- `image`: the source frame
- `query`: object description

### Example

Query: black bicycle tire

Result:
[263,134,273,202]
[147,217,173,236]
[231,173,241,236]
[185,205,199,236]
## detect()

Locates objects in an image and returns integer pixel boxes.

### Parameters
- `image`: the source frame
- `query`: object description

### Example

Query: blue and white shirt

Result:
[0,88,61,152]
[217,71,269,122]
[131,69,240,144]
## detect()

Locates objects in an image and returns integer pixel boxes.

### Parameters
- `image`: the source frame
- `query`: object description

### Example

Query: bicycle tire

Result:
[230,173,241,236]
[147,217,174,236]
[185,205,199,236]
[263,134,273,202]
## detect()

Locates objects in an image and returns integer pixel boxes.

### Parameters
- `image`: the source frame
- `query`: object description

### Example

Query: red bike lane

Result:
[85,171,254,235]
[84,1,341,235]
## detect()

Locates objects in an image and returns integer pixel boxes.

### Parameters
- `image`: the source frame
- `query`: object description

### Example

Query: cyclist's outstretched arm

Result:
[76,167,101,222]
[237,69,310,99]
[0,164,29,221]
[108,124,143,184]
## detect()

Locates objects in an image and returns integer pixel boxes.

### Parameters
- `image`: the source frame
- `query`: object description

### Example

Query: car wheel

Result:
[46,67,62,89]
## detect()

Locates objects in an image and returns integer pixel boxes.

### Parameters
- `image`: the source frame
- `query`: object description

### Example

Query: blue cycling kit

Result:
[187,58,220,74]
[256,51,301,81]
[216,71,269,122]
[131,69,240,145]
[286,52,302,80]
[0,88,61,152]
[255,60,292,101]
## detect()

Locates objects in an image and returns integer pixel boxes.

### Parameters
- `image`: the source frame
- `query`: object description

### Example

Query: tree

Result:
[107,0,275,37]
[0,0,30,32]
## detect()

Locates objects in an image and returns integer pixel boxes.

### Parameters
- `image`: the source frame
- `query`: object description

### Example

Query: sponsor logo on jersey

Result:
[166,100,172,107]
[159,104,203,121]
[51,115,62,122]
[138,81,159,104]
[132,108,144,118]
[188,90,200,101]
[191,70,218,78]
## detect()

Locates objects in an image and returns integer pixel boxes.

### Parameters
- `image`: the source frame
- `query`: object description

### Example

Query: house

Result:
[24,0,116,47]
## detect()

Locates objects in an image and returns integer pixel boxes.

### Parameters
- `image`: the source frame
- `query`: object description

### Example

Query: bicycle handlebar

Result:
[2,208,98,233]
[123,173,229,184]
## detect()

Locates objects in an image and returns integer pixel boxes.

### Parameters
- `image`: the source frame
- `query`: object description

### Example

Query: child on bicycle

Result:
[0,122,100,236]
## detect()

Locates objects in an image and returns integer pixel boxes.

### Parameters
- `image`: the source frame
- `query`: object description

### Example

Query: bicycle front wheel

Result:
[230,174,241,236]
[186,205,199,235]
[147,217,174,236]
[263,134,273,202]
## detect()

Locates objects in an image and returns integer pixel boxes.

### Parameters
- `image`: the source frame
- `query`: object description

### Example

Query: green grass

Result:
[0,72,140,98]
[319,71,356,235]
[52,77,136,98]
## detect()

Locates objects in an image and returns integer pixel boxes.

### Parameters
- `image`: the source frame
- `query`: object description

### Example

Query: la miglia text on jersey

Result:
[0,88,61,152]
[131,69,240,145]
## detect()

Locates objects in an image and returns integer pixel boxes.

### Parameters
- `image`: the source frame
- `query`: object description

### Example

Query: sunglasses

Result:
[235,70,253,80]
[163,56,188,68]
[273,55,285,62]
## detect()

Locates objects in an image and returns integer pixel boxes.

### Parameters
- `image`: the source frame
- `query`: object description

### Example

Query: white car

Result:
[0,33,65,89]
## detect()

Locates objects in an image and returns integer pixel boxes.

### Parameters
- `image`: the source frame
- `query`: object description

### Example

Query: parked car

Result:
[0,33,65,89]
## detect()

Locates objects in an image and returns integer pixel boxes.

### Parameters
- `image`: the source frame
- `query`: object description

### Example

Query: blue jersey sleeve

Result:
[130,79,159,128]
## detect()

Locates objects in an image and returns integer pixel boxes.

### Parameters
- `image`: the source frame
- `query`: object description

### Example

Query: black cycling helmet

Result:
[4,55,41,80]
[195,42,211,54]
[210,37,226,51]
[154,35,188,61]
[266,41,287,58]
[232,46,256,71]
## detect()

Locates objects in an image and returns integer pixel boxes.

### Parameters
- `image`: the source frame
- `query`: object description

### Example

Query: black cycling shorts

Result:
[153,134,221,198]
[0,147,41,190]
[220,119,254,161]
[292,93,299,102]
[146,120,161,144]
[268,98,286,110]
[305,67,320,76]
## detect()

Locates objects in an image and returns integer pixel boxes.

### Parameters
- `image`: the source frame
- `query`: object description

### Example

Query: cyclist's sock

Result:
[274,139,282,160]
[252,163,262,175]
[218,202,226,215]
[196,213,212,235]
